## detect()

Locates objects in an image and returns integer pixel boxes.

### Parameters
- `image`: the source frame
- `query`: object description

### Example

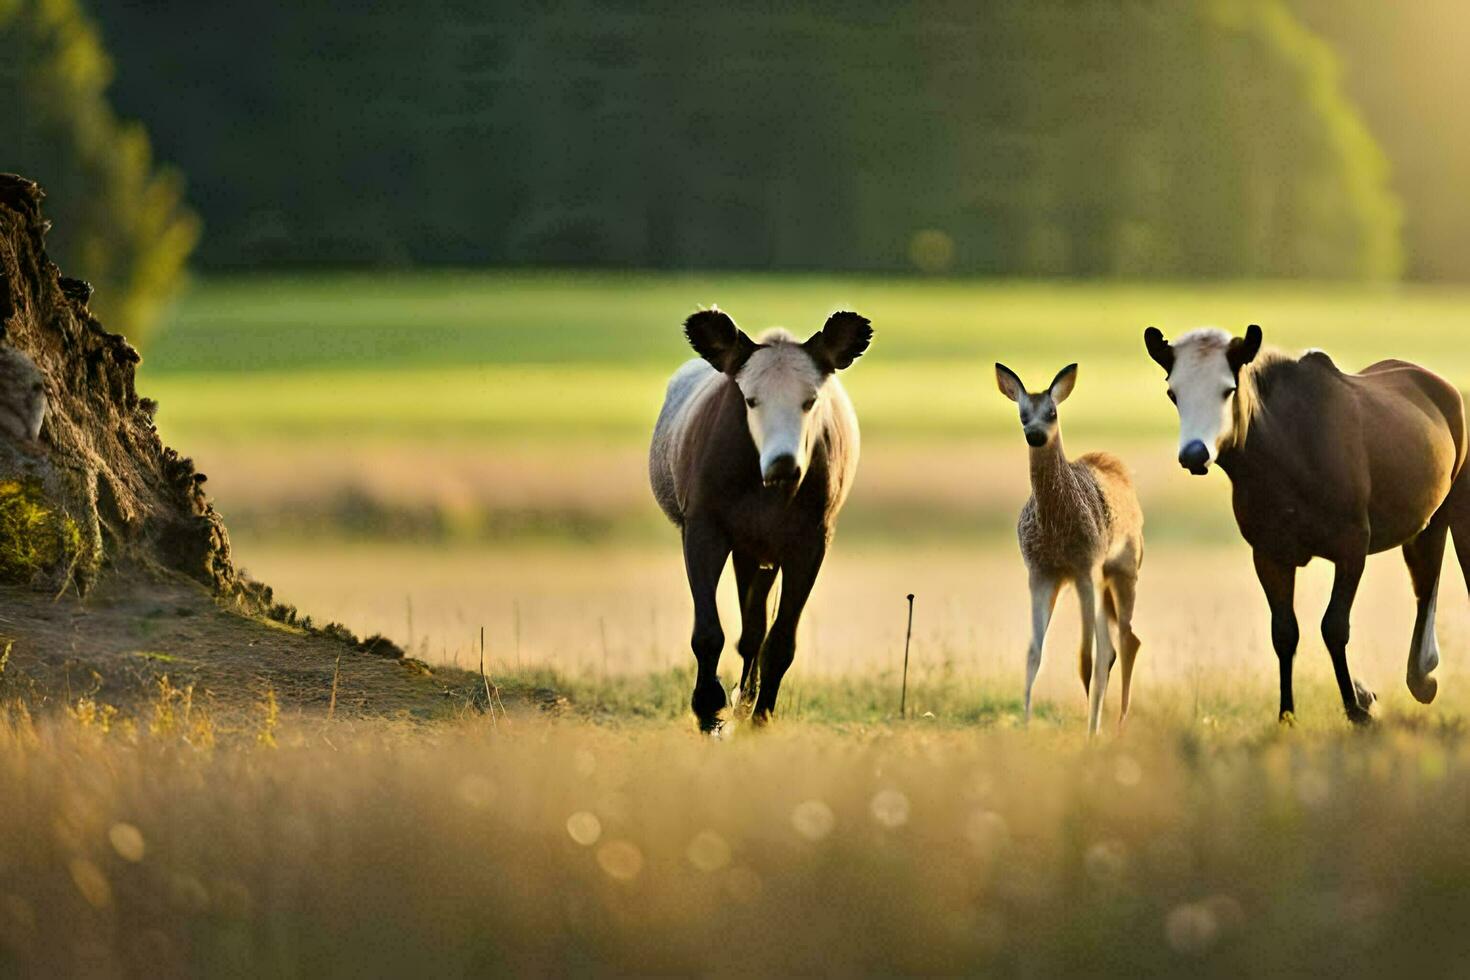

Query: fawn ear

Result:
[1049,363,1078,404]
[995,363,1026,403]
[1144,327,1174,375]
[685,307,757,375]
[1228,324,1263,374]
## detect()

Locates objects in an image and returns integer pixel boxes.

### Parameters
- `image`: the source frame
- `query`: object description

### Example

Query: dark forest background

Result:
[6,1,1470,338]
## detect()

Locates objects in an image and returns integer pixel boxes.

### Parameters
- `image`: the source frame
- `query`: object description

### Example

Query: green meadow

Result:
[141,272,1470,445]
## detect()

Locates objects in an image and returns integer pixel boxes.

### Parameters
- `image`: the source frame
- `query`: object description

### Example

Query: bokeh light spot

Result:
[566,811,602,847]
[1084,840,1129,884]
[791,800,835,841]
[870,789,911,829]
[69,858,111,909]
[1165,902,1220,956]
[908,229,955,274]
[687,830,731,872]
[108,823,146,863]
[597,840,644,882]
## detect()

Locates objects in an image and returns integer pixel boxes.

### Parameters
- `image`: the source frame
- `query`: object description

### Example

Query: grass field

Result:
[6,693,1470,975]
[14,271,1470,974]
[142,272,1470,445]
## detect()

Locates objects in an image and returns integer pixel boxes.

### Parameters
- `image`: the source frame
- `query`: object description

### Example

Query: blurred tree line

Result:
[2,0,198,345]
[16,0,1470,345]
[75,0,1405,283]
[1292,0,1470,282]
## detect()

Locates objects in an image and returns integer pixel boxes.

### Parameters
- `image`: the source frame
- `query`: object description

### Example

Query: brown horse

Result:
[650,308,871,732]
[1145,324,1470,724]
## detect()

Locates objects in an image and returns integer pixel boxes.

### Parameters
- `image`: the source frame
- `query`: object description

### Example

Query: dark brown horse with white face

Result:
[650,308,871,733]
[1146,325,1470,724]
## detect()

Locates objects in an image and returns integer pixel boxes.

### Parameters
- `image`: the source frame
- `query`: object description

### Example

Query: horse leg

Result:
[1023,569,1060,725]
[1403,520,1448,704]
[1110,570,1141,730]
[732,551,777,717]
[1322,555,1372,725]
[683,520,731,733]
[751,538,825,725]
[1253,551,1299,722]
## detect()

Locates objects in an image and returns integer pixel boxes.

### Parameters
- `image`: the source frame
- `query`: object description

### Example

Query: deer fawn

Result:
[995,363,1144,734]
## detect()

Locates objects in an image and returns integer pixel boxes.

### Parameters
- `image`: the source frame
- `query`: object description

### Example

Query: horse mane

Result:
[1232,349,1299,451]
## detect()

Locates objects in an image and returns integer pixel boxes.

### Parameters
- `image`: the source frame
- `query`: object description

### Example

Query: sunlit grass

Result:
[43,271,1470,974]
[4,688,1470,975]
[144,273,1470,447]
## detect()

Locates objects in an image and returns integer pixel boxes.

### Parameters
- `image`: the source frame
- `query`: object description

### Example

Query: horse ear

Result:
[685,308,757,375]
[1228,324,1263,373]
[1049,363,1078,404]
[995,363,1026,403]
[805,311,873,374]
[1144,327,1174,374]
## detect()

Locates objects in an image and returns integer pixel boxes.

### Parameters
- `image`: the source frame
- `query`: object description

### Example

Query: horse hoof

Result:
[1407,671,1439,705]
[1346,705,1374,727]
[1278,711,1297,727]
[696,713,728,736]
[1353,679,1378,711]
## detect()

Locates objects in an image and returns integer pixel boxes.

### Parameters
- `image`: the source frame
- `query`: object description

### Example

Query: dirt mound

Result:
[0,576,485,724]
[0,174,528,721]
[0,174,230,594]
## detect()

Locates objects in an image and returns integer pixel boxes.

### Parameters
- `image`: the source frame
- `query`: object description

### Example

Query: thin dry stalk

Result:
[328,651,342,720]
[901,594,915,719]
[600,617,609,678]
[480,626,504,726]
[513,600,522,668]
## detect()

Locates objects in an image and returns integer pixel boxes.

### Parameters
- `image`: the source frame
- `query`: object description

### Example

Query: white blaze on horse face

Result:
[1168,338,1238,467]
[736,338,824,487]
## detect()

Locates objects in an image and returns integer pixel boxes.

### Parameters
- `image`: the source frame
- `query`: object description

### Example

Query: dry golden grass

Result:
[32,276,1470,972]
[6,539,1470,975]
[4,693,1470,975]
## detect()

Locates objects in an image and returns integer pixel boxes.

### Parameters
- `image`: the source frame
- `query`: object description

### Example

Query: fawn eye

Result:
[1046,408,1057,421]
[745,397,758,409]
[1167,390,1178,404]
[802,397,816,412]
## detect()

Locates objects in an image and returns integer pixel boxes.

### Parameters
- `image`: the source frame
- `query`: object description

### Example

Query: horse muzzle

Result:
[762,454,801,489]
[1178,441,1212,476]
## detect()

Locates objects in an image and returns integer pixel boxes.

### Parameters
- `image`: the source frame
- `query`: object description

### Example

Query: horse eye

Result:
[802,398,816,412]
[1224,386,1237,398]
[1167,390,1178,405]
[745,397,758,409]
